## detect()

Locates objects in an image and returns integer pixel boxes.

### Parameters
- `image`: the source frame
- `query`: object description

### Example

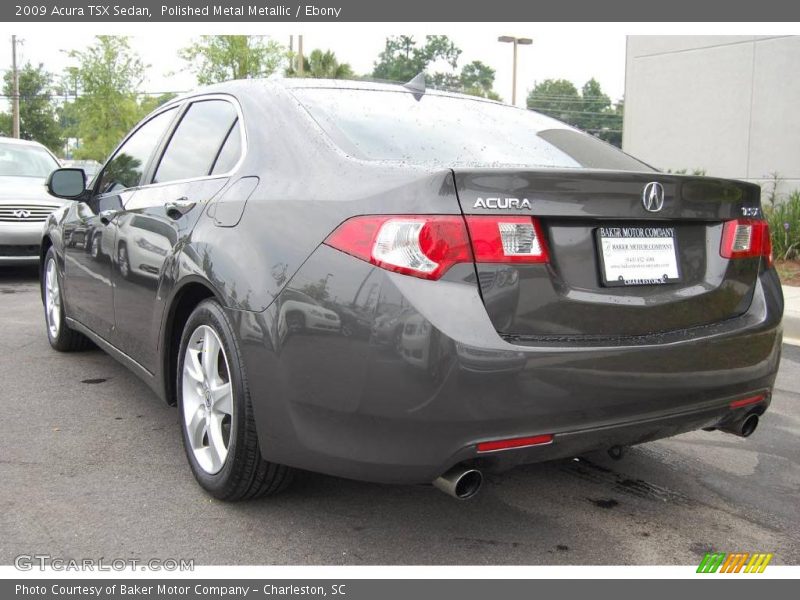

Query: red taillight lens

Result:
[324,215,473,280]
[476,434,554,453]
[325,214,550,280]
[720,219,773,267]
[465,216,549,264]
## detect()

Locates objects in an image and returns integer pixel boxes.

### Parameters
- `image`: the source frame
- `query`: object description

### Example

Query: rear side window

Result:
[96,108,176,194]
[293,88,651,171]
[211,121,242,175]
[154,99,239,183]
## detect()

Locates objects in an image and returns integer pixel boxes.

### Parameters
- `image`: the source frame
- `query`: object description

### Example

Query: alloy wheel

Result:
[182,325,234,475]
[44,257,61,339]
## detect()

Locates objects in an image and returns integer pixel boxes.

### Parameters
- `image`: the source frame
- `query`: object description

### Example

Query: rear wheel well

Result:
[163,282,216,405]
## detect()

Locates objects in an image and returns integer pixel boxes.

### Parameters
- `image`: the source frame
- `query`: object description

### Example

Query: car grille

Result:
[0,204,60,223]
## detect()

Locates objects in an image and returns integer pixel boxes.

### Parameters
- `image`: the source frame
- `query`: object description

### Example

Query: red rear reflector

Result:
[324,215,472,280]
[466,216,549,264]
[476,434,554,453]
[730,394,765,409]
[720,219,772,267]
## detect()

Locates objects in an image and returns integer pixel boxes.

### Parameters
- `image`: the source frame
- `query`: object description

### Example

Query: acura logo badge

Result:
[642,182,665,213]
[13,209,31,219]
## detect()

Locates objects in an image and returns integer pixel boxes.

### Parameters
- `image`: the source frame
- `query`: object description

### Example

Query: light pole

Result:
[11,35,20,138]
[498,36,532,106]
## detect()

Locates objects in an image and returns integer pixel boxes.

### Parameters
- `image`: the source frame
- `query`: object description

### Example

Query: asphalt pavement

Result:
[1,265,798,565]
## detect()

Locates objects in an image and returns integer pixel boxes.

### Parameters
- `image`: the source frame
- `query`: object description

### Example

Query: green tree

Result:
[526,79,582,120]
[64,36,147,160]
[138,92,178,115]
[0,63,62,153]
[577,78,622,146]
[372,36,501,99]
[601,97,624,148]
[286,49,354,79]
[460,61,501,101]
[527,78,624,147]
[180,35,284,85]
[372,35,461,82]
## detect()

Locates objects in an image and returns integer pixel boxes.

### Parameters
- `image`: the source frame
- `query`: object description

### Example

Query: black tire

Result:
[177,299,293,500]
[42,247,92,352]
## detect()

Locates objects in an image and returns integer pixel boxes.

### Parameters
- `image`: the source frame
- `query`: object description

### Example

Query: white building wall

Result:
[623,36,800,201]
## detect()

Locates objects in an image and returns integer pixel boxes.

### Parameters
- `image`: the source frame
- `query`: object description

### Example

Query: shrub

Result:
[765,190,800,261]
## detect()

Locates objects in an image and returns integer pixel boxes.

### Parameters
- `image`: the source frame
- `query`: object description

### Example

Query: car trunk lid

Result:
[453,168,765,339]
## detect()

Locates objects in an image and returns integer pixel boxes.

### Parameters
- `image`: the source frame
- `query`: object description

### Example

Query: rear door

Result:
[111,96,243,371]
[454,168,764,339]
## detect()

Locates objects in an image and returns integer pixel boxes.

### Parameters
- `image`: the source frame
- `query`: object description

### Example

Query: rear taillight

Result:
[325,215,550,280]
[720,219,773,267]
[324,216,472,280]
[465,216,549,264]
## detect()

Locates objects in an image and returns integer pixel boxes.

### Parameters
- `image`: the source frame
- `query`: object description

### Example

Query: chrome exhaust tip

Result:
[433,467,483,500]
[718,413,760,438]
[740,414,759,438]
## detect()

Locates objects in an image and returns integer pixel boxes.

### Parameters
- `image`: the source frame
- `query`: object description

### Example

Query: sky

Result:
[0,28,627,109]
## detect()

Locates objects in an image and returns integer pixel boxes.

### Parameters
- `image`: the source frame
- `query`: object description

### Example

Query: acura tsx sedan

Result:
[40,78,783,500]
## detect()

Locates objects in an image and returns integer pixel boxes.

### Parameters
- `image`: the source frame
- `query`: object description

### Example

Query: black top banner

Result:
[5,0,800,21]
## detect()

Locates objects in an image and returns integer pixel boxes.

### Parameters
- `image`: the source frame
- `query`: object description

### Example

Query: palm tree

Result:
[287,49,355,80]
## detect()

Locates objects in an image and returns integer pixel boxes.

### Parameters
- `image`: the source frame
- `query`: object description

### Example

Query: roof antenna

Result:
[403,72,426,100]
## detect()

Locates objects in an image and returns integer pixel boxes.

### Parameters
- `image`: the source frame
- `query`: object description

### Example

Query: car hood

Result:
[0,176,66,204]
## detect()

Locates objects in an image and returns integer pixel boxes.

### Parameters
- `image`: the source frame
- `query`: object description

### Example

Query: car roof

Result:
[0,136,49,148]
[165,76,508,109]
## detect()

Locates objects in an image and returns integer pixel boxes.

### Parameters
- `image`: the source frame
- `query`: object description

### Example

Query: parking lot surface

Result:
[1,266,798,565]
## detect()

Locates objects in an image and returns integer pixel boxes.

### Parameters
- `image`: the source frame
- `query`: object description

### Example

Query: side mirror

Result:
[46,168,86,199]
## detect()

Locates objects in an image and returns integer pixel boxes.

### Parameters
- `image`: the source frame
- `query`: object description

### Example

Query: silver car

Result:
[0,137,66,265]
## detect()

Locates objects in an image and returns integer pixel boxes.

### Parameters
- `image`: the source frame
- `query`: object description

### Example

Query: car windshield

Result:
[292,88,652,171]
[0,142,59,178]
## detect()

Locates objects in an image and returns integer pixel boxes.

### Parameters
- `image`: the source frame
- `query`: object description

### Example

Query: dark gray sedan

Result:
[40,79,783,501]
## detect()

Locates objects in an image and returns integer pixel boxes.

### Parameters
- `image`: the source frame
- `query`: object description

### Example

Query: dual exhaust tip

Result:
[433,413,761,499]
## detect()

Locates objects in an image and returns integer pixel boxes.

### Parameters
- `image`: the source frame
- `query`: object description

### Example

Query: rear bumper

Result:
[234,246,784,485]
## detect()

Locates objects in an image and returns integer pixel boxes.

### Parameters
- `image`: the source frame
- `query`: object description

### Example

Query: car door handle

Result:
[165,197,196,219]
[99,209,118,225]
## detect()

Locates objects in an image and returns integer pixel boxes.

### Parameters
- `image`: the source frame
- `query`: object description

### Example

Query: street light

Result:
[498,36,532,106]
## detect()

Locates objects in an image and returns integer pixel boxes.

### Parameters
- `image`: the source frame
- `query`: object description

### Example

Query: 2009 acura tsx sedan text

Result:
[40,78,783,500]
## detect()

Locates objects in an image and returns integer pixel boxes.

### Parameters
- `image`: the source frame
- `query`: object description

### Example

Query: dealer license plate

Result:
[597,226,681,286]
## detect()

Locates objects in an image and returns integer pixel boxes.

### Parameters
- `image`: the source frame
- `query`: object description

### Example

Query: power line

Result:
[0,91,187,98]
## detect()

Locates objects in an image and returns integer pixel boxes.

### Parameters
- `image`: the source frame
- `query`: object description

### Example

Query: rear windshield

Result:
[292,88,651,171]
[0,142,59,178]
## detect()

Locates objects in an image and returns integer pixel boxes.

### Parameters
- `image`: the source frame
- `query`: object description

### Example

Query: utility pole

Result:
[498,36,532,106]
[297,35,304,76]
[11,35,20,138]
